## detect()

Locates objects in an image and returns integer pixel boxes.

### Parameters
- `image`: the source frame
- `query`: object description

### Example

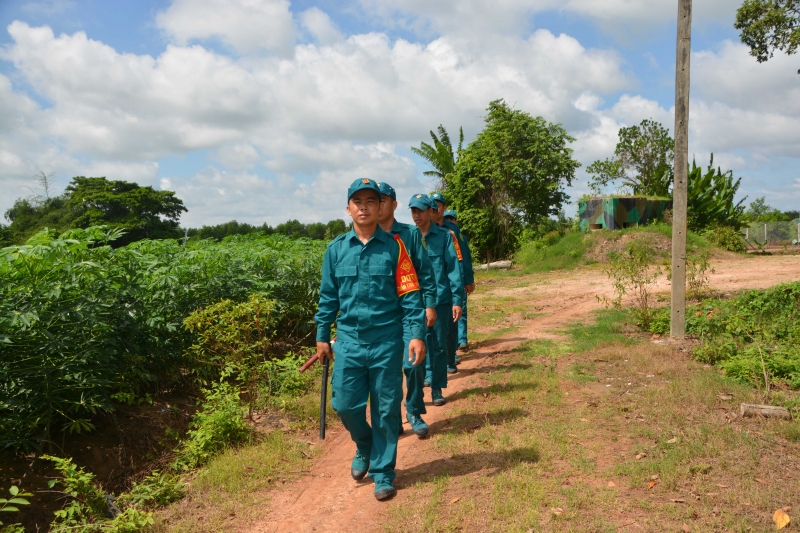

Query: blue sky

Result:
[1,0,798,227]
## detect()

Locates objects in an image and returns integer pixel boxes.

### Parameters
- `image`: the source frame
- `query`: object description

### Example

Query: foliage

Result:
[702,225,748,253]
[0,485,32,532]
[587,119,674,197]
[184,295,278,418]
[735,0,799,71]
[173,381,251,470]
[686,250,715,299]
[743,196,797,222]
[686,155,746,231]
[274,218,348,240]
[447,99,580,261]
[411,125,463,189]
[66,177,187,246]
[0,228,325,451]
[117,471,186,510]
[44,455,154,533]
[649,282,800,389]
[515,231,587,273]
[601,243,663,329]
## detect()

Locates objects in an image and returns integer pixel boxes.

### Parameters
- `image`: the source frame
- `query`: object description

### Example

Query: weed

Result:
[0,485,31,533]
[118,472,186,510]
[601,244,662,329]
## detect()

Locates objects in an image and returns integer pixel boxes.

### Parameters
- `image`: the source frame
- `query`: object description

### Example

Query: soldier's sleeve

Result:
[394,237,426,341]
[444,231,465,307]
[314,244,339,342]
[459,232,475,286]
[410,228,437,308]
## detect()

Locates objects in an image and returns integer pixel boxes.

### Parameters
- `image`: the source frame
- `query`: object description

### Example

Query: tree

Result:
[743,196,795,222]
[735,0,800,73]
[66,177,186,246]
[446,99,580,261]
[411,125,464,189]
[587,119,674,197]
[686,155,746,231]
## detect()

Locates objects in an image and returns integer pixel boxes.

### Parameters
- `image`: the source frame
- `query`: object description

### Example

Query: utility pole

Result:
[671,0,692,339]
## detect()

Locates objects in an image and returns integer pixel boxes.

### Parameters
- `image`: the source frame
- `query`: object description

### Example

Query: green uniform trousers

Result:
[402,336,427,418]
[423,303,451,389]
[447,309,458,368]
[331,339,404,485]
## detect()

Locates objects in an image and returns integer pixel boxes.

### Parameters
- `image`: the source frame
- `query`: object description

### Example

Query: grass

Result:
[513,224,719,274]
[152,365,335,532]
[384,309,800,532]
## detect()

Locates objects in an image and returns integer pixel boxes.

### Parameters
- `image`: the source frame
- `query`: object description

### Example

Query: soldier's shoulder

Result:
[327,233,349,248]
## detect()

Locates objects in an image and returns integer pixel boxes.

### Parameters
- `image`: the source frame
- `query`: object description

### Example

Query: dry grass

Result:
[384,311,800,533]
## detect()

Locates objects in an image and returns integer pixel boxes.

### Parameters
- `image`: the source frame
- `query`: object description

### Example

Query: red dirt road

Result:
[240,254,800,533]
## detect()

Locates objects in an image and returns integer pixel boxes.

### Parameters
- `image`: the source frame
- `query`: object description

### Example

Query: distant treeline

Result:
[186,219,350,242]
[0,175,351,247]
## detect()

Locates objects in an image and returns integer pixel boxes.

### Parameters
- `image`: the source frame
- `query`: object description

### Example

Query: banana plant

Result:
[686,155,746,231]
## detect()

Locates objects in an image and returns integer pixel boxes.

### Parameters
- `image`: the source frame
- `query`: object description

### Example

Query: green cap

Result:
[378,182,396,200]
[408,193,433,210]
[348,178,381,202]
[429,191,447,206]
[444,209,457,219]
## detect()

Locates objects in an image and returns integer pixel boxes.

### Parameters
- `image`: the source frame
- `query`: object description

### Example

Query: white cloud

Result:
[300,7,343,45]
[155,0,295,56]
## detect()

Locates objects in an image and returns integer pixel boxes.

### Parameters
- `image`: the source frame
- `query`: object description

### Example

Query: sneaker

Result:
[454,355,461,365]
[458,343,469,351]
[406,412,429,438]
[374,481,397,501]
[431,388,446,406]
[447,365,458,374]
[424,375,431,388]
[351,450,369,481]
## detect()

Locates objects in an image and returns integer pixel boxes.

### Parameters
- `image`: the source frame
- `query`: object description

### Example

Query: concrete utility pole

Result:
[671,0,692,339]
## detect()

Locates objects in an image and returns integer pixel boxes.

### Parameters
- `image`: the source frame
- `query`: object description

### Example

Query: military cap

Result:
[429,191,447,206]
[378,182,397,200]
[347,178,381,202]
[408,193,433,210]
[444,209,457,219]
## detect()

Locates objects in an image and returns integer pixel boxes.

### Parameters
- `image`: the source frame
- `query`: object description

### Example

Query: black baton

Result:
[319,358,329,440]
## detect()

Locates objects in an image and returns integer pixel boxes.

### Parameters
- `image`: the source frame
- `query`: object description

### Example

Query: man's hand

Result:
[408,339,426,366]
[465,283,476,295]
[316,341,333,363]
[452,305,462,322]
[425,307,437,327]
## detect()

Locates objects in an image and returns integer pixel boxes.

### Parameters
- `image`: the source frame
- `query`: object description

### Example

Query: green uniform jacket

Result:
[424,223,465,307]
[442,219,475,286]
[315,226,426,344]
[387,219,437,309]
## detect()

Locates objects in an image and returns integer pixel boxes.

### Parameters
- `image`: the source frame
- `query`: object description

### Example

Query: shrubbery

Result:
[649,282,800,390]
[0,228,325,451]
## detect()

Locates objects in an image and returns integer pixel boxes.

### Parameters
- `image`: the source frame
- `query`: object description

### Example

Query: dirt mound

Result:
[585,232,672,263]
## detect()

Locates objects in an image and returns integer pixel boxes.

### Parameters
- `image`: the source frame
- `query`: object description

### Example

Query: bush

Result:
[0,228,325,451]
[174,381,251,470]
[118,471,186,510]
[515,231,587,273]
[44,456,153,533]
[602,243,663,330]
[703,225,747,253]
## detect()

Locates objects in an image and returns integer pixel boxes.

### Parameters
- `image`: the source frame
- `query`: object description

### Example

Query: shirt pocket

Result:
[368,257,395,303]
[334,264,357,295]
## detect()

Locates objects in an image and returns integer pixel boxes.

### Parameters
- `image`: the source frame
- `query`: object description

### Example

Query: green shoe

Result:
[454,355,461,365]
[447,365,458,374]
[374,481,397,501]
[424,375,431,387]
[351,450,369,481]
[431,388,446,406]
[406,412,429,437]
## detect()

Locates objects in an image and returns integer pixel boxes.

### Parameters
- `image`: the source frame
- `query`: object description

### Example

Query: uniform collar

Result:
[390,219,405,233]
[346,224,389,244]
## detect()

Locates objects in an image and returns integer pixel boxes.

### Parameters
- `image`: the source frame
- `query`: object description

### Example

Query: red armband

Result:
[393,234,420,296]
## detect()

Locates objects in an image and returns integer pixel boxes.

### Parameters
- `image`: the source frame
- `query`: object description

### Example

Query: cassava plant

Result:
[602,243,663,329]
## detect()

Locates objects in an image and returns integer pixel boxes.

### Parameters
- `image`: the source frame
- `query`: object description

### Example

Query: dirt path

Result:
[240,255,800,533]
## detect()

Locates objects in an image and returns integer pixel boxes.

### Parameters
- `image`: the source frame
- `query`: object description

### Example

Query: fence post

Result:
[764,223,768,246]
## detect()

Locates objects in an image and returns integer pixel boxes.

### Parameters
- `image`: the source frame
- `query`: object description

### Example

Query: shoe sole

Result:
[413,429,429,437]
[447,369,457,374]
[432,399,446,406]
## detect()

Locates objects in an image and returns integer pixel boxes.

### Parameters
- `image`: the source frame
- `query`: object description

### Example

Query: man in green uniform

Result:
[429,192,475,374]
[410,194,464,407]
[315,178,426,501]
[377,182,437,438]
[445,209,469,352]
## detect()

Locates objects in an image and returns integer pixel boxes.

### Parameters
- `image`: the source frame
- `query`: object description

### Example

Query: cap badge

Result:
[362,179,370,184]
[416,194,422,198]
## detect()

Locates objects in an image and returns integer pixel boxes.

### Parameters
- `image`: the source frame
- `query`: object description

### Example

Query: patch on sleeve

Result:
[393,234,421,296]
[448,229,463,261]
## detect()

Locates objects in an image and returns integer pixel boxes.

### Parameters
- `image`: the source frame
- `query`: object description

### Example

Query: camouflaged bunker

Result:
[579,197,671,231]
